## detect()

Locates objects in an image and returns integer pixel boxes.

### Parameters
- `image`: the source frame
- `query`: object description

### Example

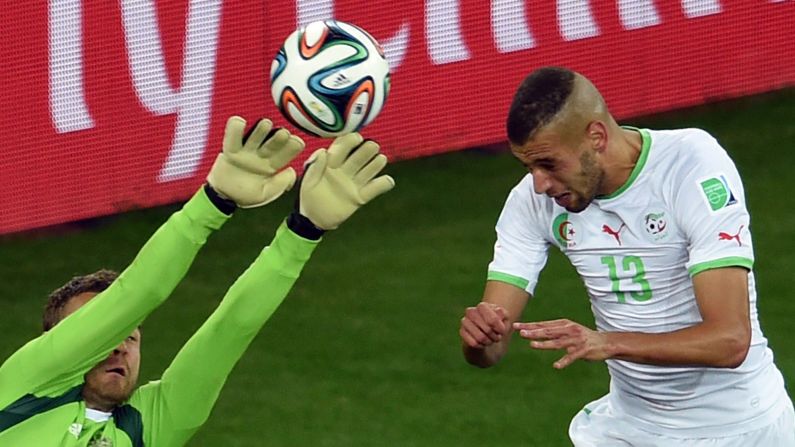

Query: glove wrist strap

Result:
[287,211,325,240]
[204,183,237,215]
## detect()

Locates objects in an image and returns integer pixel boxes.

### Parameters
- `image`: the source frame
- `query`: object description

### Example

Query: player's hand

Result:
[460,303,510,349]
[299,133,395,230]
[513,319,612,369]
[207,116,305,208]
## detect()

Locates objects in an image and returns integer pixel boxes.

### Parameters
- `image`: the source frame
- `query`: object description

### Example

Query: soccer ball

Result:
[270,20,391,138]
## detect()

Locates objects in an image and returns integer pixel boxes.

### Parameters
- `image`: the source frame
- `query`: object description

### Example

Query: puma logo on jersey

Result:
[602,223,626,245]
[718,225,744,246]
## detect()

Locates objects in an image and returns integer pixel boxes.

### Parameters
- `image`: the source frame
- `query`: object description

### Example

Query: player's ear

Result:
[586,120,608,153]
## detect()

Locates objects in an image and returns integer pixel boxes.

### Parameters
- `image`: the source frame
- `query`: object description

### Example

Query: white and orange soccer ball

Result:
[270,20,391,138]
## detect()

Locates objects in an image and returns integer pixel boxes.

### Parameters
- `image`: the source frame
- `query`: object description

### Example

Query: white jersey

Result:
[489,128,790,437]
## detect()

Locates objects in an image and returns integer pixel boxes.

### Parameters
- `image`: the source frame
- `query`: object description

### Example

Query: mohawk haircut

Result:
[43,269,118,331]
[506,66,576,146]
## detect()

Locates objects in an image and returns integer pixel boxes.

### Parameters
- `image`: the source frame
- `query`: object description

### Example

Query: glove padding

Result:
[207,116,304,208]
[300,133,395,230]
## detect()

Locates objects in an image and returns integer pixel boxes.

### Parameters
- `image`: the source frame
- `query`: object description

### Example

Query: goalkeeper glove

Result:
[207,116,304,208]
[298,133,395,230]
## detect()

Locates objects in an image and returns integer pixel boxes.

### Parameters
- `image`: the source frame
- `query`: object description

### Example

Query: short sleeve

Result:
[671,130,754,276]
[487,176,550,295]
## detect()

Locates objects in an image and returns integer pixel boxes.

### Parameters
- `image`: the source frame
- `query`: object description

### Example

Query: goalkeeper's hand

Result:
[299,133,395,230]
[207,116,305,208]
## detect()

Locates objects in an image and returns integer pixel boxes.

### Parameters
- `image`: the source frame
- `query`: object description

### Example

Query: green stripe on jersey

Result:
[597,128,651,200]
[487,271,530,290]
[0,385,83,433]
[112,405,144,447]
[689,257,754,276]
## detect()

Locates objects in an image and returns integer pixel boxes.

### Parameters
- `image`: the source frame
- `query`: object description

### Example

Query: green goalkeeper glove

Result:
[207,116,304,208]
[299,133,395,230]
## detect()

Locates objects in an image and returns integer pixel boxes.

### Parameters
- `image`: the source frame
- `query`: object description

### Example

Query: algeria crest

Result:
[552,213,580,248]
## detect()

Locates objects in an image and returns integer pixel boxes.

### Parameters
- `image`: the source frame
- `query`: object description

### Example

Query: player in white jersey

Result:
[459,67,794,446]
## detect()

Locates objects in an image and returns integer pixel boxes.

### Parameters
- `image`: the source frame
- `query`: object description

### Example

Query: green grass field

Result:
[1,89,794,446]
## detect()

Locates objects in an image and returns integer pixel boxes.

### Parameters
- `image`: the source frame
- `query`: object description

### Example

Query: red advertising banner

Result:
[1,1,794,234]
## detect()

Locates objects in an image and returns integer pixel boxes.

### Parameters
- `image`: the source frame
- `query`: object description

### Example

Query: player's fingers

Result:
[341,140,379,176]
[359,175,395,204]
[464,309,502,343]
[529,338,572,350]
[554,349,585,369]
[223,116,247,152]
[354,154,387,186]
[477,303,508,334]
[478,305,507,335]
[459,321,486,348]
[494,306,509,321]
[513,319,571,331]
[242,118,274,150]
[301,149,328,190]
[518,325,574,340]
[328,133,364,168]
[262,133,305,169]
[461,317,499,346]
[257,127,289,155]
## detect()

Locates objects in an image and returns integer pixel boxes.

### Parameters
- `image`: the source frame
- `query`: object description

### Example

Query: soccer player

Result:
[459,67,795,445]
[0,116,394,446]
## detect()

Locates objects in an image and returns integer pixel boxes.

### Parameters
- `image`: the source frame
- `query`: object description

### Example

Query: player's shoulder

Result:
[647,127,727,161]
[645,128,735,178]
[127,380,161,408]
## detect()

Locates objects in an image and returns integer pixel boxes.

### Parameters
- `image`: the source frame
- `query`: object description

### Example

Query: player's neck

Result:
[82,389,118,413]
[598,128,643,196]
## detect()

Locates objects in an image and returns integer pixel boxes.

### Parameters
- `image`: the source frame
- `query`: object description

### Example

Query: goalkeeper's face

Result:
[62,292,141,411]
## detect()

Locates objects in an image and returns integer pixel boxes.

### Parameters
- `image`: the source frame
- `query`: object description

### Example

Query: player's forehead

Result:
[62,291,98,318]
[511,126,568,162]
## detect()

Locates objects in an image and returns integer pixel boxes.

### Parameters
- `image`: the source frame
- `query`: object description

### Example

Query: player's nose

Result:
[113,340,130,355]
[532,170,552,195]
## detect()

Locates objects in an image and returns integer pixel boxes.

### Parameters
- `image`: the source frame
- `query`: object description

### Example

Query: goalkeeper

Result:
[0,116,394,446]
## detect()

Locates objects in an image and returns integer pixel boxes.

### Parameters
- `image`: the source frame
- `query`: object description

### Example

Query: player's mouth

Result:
[554,193,571,207]
[105,367,126,377]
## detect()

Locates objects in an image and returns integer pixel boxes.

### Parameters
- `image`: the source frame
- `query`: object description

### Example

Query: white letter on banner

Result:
[681,0,722,18]
[618,0,661,30]
[427,0,470,64]
[296,0,410,71]
[121,0,222,182]
[50,0,95,133]
[492,0,536,53]
[557,0,599,41]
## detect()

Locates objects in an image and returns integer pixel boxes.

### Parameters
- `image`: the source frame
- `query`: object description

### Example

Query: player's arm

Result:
[515,267,751,368]
[461,281,531,368]
[0,117,303,404]
[133,134,394,439]
[607,266,750,366]
[460,175,548,368]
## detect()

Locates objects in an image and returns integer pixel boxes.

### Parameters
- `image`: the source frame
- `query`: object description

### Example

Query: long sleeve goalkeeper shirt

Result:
[0,187,319,446]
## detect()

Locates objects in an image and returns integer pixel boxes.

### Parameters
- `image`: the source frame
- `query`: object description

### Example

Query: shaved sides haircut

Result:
[506,67,576,146]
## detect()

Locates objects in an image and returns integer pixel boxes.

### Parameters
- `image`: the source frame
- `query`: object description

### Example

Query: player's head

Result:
[44,270,141,411]
[506,66,614,212]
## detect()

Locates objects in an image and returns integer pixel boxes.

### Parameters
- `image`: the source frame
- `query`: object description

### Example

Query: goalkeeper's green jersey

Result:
[0,188,319,446]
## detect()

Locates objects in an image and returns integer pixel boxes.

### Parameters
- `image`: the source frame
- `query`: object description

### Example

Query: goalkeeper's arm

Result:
[140,132,395,434]
[0,116,304,404]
